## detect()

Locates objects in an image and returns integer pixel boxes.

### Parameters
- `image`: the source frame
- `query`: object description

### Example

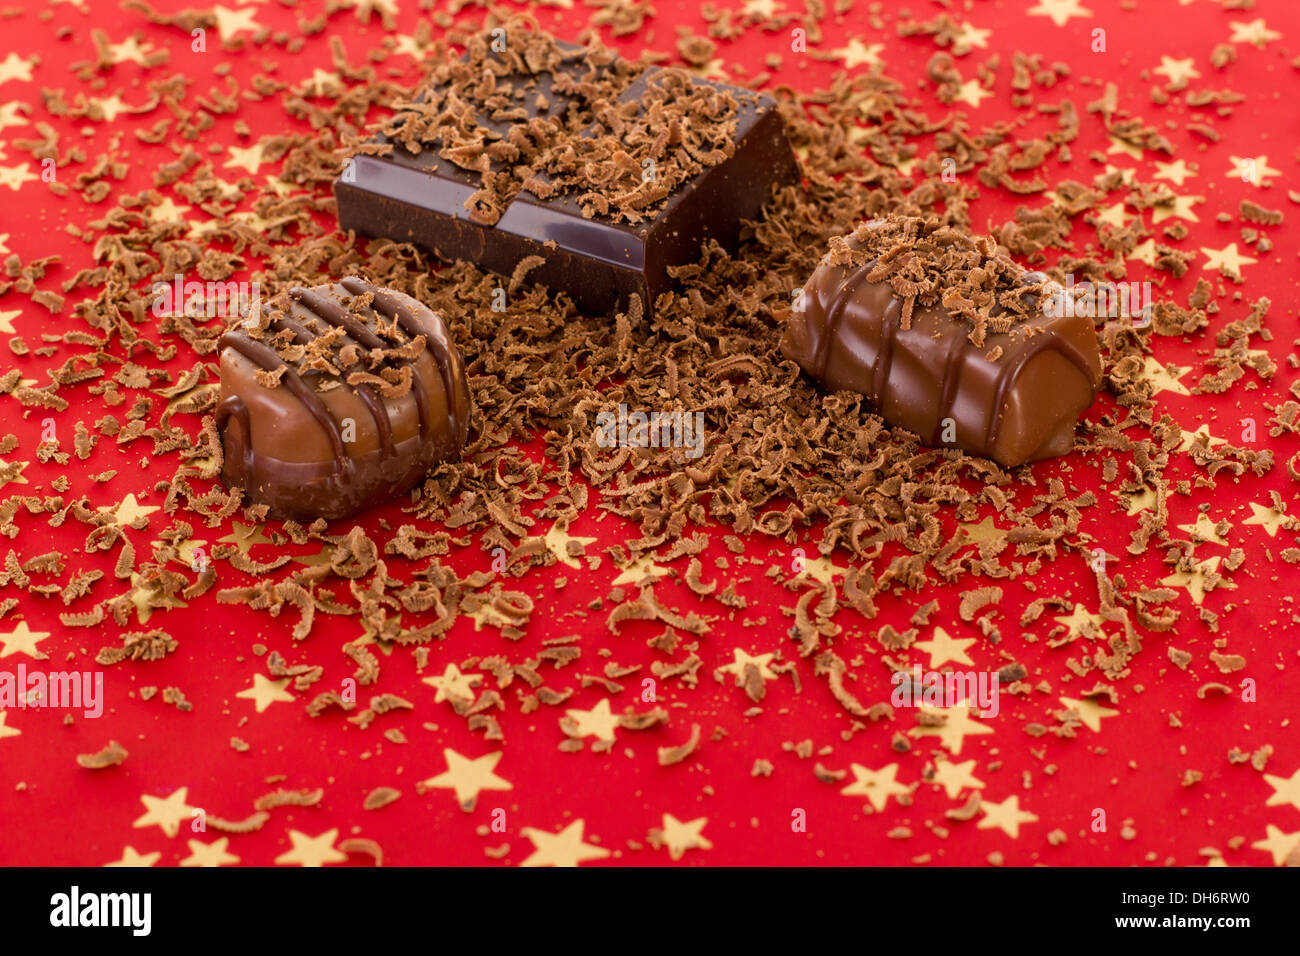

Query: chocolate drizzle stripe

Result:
[291,287,385,350]
[267,308,316,346]
[984,334,1099,452]
[214,394,255,478]
[816,259,877,379]
[342,277,456,448]
[218,331,353,480]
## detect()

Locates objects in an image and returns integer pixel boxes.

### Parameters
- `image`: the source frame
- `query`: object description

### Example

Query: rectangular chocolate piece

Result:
[335,31,798,316]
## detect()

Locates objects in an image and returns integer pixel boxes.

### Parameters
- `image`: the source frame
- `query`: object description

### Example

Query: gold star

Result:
[520,819,610,867]
[99,492,160,527]
[304,68,341,97]
[0,621,50,660]
[909,702,994,755]
[912,627,977,667]
[230,210,297,233]
[1128,239,1158,266]
[106,36,155,66]
[0,102,29,132]
[658,814,712,861]
[391,34,428,58]
[542,523,598,570]
[742,0,779,16]
[1152,194,1203,224]
[1261,766,1300,814]
[224,143,266,175]
[1054,605,1106,641]
[1251,825,1300,866]
[1153,56,1200,86]
[133,788,196,838]
[0,456,28,489]
[1119,484,1158,516]
[0,711,19,740]
[0,53,34,85]
[930,758,985,798]
[1153,159,1196,186]
[235,674,294,713]
[564,698,621,742]
[952,22,992,55]
[1028,0,1093,28]
[148,197,191,222]
[1177,513,1228,546]
[1059,695,1119,732]
[90,94,137,123]
[1159,556,1236,605]
[800,554,848,584]
[217,521,270,555]
[954,79,993,108]
[1201,243,1257,276]
[718,648,778,680]
[180,837,240,867]
[977,794,1039,838]
[958,517,1004,544]
[1093,201,1129,228]
[1105,135,1144,160]
[151,537,209,568]
[105,846,161,867]
[1243,502,1293,537]
[832,39,884,69]
[0,234,9,254]
[611,554,671,587]
[275,828,347,867]
[841,762,911,811]
[0,163,37,190]
[1226,155,1281,187]
[213,5,262,42]
[1229,19,1281,48]
[1142,357,1191,396]
[422,748,512,811]
[1176,425,1227,453]
[422,662,482,703]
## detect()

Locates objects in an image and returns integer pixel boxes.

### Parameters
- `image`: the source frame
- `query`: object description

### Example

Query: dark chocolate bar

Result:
[216,278,471,521]
[334,28,798,316]
[782,218,1102,467]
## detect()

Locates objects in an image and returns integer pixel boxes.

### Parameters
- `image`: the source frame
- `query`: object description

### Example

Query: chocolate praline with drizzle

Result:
[215,278,471,522]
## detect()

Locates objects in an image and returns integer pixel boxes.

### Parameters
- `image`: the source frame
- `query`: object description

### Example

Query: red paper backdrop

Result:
[0,0,1298,867]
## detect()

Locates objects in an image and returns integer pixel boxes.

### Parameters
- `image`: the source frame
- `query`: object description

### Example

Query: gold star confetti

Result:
[0,456,28,489]
[422,748,512,811]
[542,523,598,569]
[0,711,19,741]
[1153,56,1200,86]
[99,492,160,527]
[0,234,9,254]
[304,68,342,97]
[1264,767,1300,813]
[520,819,610,867]
[954,79,993,108]
[657,814,712,861]
[217,521,271,555]
[89,94,137,123]
[1060,695,1119,732]
[1127,238,1158,266]
[1251,825,1300,866]
[391,33,428,58]
[0,53,34,85]
[0,102,29,132]
[147,197,192,222]
[908,702,994,755]
[1151,193,1203,223]
[1028,0,1092,27]
[952,22,992,55]
[224,143,266,175]
[977,794,1038,838]
[841,762,910,811]
[610,554,671,587]
[742,0,780,16]
[0,621,50,660]
[958,517,1004,544]
[212,5,262,42]
[800,553,848,584]
[930,758,985,798]
[0,162,38,190]
[1176,425,1226,453]
[1159,556,1235,605]
[832,39,884,69]
[1242,502,1292,537]
[1153,159,1196,186]
[718,648,778,680]
[275,828,347,867]
[1054,605,1106,641]
[564,698,622,742]
[1119,484,1158,516]
[235,674,295,713]
[422,662,482,703]
[1141,357,1191,396]
[912,627,976,668]
[180,837,240,867]
[1093,201,1129,228]
[1226,155,1280,187]
[104,846,161,867]
[1201,243,1257,276]
[1228,19,1281,47]
[106,35,156,66]
[1177,513,1228,546]
[133,788,196,838]
[1105,135,1143,160]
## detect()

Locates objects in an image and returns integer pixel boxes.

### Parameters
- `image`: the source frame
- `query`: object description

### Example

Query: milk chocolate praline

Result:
[215,278,471,521]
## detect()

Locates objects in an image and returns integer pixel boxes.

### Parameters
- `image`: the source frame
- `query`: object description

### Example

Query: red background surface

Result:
[1,0,1298,867]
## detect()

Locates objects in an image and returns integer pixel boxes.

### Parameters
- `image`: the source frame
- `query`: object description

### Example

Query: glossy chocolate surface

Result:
[216,279,471,521]
[782,234,1103,468]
